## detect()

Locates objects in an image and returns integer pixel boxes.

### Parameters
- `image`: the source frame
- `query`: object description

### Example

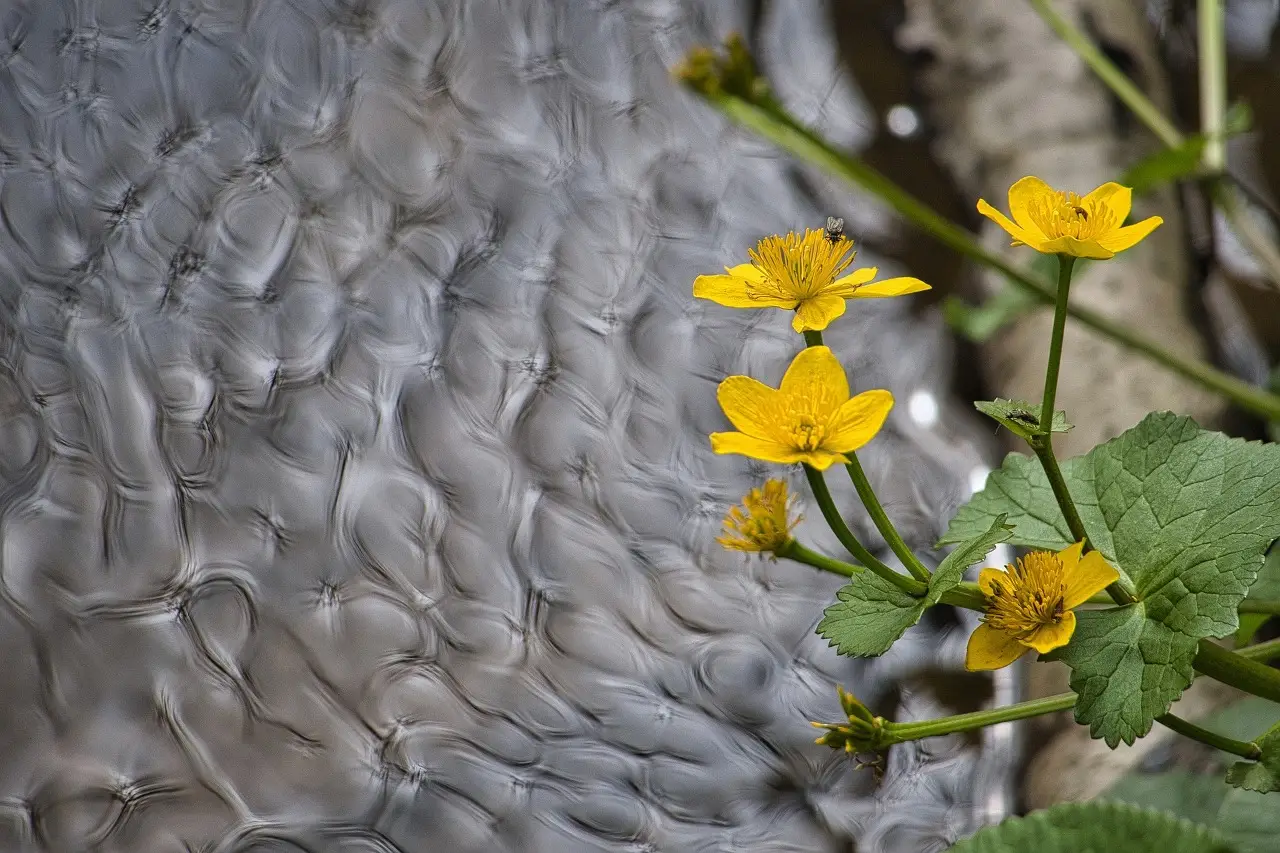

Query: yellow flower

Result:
[693,228,931,333]
[965,541,1119,671]
[977,176,1163,260]
[717,479,800,554]
[711,346,893,470]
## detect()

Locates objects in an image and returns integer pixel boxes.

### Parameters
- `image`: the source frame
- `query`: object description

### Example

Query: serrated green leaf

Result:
[974,398,1072,439]
[818,516,1010,657]
[947,800,1237,853]
[926,514,1013,605]
[1226,722,1280,794]
[942,413,1280,746]
[1045,605,1199,747]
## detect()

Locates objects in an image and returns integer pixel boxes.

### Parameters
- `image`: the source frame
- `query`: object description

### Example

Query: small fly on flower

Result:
[823,216,845,244]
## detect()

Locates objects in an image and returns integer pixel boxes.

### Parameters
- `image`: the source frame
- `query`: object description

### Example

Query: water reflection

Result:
[0,0,1006,850]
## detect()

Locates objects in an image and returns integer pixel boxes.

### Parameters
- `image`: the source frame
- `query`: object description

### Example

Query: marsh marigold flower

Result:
[694,228,931,333]
[965,541,1119,671]
[717,479,800,554]
[977,176,1163,260]
[710,345,892,470]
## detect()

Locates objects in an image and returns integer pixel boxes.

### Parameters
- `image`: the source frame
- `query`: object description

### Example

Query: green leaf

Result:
[1122,137,1207,194]
[818,516,1011,657]
[1046,605,1199,747]
[947,800,1237,853]
[1226,722,1280,794]
[1224,100,1254,136]
[942,288,1040,343]
[974,398,1073,440]
[1102,770,1228,828]
[942,413,1280,746]
[1236,547,1277,644]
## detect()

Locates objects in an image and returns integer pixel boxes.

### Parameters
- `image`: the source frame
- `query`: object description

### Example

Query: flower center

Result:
[790,414,826,451]
[983,551,1069,636]
[747,228,856,300]
[719,479,798,552]
[1028,191,1117,241]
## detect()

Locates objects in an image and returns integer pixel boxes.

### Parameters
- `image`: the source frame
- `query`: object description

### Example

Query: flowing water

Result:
[0,1,1012,850]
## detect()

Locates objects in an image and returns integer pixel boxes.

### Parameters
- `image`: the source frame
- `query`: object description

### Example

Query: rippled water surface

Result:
[0,1,1010,850]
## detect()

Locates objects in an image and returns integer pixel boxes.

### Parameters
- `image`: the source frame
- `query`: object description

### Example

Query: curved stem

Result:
[1194,638,1280,704]
[1238,636,1280,663]
[1156,712,1260,760]
[778,539,864,578]
[1239,599,1280,615]
[937,582,989,612]
[802,465,926,596]
[845,455,932,583]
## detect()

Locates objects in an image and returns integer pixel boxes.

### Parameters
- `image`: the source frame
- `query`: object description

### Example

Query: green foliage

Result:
[943,287,1040,342]
[1122,101,1252,194]
[946,800,1237,852]
[1103,699,1280,850]
[974,398,1072,440]
[1238,546,1280,645]
[818,516,1011,657]
[1226,722,1280,794]
[941,413,1280,746]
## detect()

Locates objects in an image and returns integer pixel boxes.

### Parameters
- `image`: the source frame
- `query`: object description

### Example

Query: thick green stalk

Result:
[845,455,932,584]
[778,539,864,578]
[886,692,1077,743]
[1238,636,1280,663]
[1038,255,1075,433]
[802,465,926,596]
[1156,712,1260,760]
[1194,638,1280,704]
[1028,255,1135,606]
[686,89,1280,421]
[1198,0,1227,173]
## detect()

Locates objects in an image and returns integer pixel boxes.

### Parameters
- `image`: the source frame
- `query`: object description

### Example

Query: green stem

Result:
[887,692,1077,743]
[802,465,926,596]
[1156,712,1261,760]
[938,582,989,613]
[1239,599,1280,615]
[1198,0,1227,173]
[1194,638,1280,704]
[803,329,824,348]
[778,539,864,578]
[876,633,1280,745]
[1039,254,1075,433]
[1027,0,1183,148]
[1238,636,1280,663]
[685,89,1280,422]
[845,454,932,583]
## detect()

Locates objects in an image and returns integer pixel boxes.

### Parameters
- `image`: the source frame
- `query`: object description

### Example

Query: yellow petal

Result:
[1007,176,1056,239]
[965,623,1028,671]
[716,375,785,439]
[694,274,794,308]
[791,295,847,332]
[978,567,1007,597]
[1056,540,1086,575]
[796,448,852,471]
[823,389,894,453]
[977,198,1042,248]
[1096,215,1163,254]
[850,276,932,298]
[1038,235,1116,260]
[1082,182,1132,224]
[710,431,810,464]
[777,345,850,406]
[1063,550,1120,609]
[1022,610,1076,654]
[726,262,767,283]
[827,266,877,296]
